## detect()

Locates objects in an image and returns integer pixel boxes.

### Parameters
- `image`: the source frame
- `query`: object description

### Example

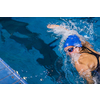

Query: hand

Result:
[47,24,69,31]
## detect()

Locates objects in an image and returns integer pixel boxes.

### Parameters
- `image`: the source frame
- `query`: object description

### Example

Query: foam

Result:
[47,19,95,83]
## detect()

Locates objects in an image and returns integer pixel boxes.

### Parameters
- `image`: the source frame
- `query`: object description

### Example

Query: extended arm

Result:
[47,24,69,31]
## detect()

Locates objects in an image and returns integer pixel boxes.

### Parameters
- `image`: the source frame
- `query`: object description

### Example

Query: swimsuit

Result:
[83,47,100,83]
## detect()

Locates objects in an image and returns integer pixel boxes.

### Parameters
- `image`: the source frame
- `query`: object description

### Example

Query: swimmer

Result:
[47,24,100,84]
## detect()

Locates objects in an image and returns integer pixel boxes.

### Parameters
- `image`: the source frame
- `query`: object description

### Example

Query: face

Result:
[64,46,80,56]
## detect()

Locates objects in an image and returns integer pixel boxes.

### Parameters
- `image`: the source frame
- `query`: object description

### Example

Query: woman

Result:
[47,24,100,84]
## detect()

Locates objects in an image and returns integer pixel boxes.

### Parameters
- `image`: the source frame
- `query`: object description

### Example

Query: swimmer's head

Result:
[63,34,82,48]
[64,35,82,55]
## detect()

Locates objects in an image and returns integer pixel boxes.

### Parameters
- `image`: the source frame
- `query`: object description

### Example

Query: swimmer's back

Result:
[78,53,98,71]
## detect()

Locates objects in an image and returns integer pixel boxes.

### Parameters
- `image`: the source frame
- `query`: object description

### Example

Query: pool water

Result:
[0,17,100,84]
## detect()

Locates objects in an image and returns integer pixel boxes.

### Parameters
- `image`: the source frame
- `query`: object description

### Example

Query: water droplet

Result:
[35,75,38,77]
[23,77,27,80]
[40,73,43,75]
[40,78,43,81]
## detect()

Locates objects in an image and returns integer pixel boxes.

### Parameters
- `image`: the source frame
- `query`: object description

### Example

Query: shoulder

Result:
[79,53,95,61]
[78,53,97,69]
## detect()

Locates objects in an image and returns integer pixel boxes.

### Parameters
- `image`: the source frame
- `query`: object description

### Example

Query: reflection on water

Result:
[0,17,100,84]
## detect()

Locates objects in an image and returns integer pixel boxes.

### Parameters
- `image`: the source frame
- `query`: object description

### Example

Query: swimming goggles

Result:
[65,47,76,53]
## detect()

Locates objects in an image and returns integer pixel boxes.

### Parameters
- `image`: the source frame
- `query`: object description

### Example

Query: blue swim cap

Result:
[63,34,82,48]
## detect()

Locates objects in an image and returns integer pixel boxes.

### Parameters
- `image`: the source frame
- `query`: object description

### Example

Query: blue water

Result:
[0,17,100,84]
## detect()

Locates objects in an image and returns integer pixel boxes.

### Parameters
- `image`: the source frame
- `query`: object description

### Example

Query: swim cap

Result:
[63,34,82,48]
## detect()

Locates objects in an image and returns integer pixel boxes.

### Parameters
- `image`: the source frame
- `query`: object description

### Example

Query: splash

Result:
[93,77,97,84]
[47,18,94,83]
[71,53,81,63]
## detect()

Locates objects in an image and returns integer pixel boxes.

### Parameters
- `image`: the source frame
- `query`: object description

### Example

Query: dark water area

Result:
[0,17,100,84]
